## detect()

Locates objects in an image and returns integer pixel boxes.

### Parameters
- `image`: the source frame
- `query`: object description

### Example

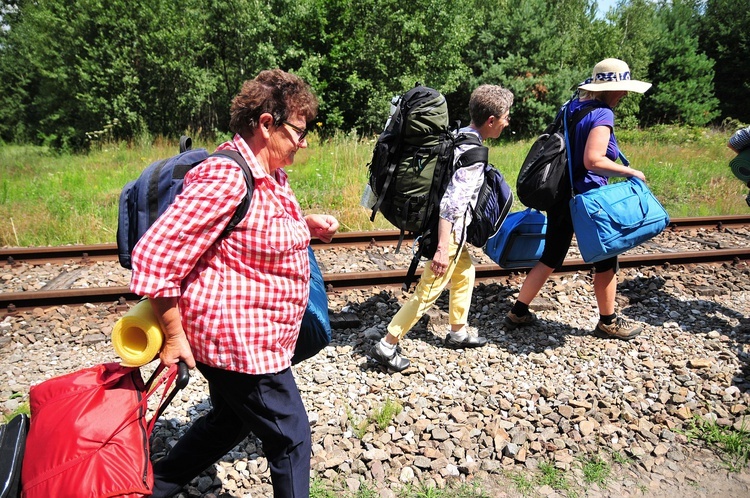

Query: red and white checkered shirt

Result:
[130,135,311,374]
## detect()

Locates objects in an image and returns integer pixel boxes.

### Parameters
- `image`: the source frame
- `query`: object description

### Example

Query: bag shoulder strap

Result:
[454,133,488,169]
[208,150,255,236]
[564,102,613,196]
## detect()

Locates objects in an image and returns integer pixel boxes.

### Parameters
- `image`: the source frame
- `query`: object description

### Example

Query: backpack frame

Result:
[367,84,515,288]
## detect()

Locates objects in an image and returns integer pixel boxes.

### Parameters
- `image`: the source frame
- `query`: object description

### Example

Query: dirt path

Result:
[475,445,750,497]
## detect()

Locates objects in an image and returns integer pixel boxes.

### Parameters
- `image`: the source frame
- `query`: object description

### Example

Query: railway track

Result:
[2,215,750,266]
[2,215,750,313]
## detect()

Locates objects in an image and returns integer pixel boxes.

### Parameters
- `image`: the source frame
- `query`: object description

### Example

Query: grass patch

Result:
[581,454,611,487]
[346,407,370,439]
[682,416,750,472]
[2,401,30,423]
[371,397,403,430]
[508,460,576,497]
[610,450,632,465]
[536,461,573,494]
[1,125,746,247]
[346,398,403,438]
[311,477,490,497]
[509,471,535,496]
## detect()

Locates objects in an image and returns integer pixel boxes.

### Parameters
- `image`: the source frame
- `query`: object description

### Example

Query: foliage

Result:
[345,398,403,437]
[699,0,750,123]
[465,0,598,136]
[536,461,572,493]
[371,398,403,430]
[641,0,719,126]
[312,479,491,498]
[603,0,659,124]
[2,401,30,423]
[0,0,743,149]
[580,454,611,486]
[0,126,745,247]
[306,0,474,135]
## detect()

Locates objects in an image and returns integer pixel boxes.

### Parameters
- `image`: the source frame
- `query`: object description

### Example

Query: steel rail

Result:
[2,215,749,265]
[3,247,749,313]
[0,231,413,265]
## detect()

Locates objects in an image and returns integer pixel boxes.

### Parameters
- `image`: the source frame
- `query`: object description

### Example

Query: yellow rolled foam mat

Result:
[112,298,163,367]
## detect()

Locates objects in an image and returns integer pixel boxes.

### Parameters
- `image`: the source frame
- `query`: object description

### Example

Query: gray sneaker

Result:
[593,317,642,341]
[444,333,488,349]
[370,342,411,372]
[503,310,537,329]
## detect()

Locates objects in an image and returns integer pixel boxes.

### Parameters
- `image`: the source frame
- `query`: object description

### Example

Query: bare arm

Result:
[583,126,645,181]
[149,297,196,369]
[430,217,453,277]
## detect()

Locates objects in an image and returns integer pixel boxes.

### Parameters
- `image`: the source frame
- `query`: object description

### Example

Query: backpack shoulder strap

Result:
[564,102,603,156]
[456,146,488,169]
[454,133,488,169]
[208,150,254,235]
[564,102,604,194]
[569,103,599,130]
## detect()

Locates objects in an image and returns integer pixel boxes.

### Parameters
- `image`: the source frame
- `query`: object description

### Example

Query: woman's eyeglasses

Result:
[282,121,308,144]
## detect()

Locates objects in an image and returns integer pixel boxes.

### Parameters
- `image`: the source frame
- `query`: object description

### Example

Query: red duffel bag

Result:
[21,362,188,498]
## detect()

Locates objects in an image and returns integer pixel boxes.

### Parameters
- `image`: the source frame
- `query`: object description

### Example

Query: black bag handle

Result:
[179,136,192,153]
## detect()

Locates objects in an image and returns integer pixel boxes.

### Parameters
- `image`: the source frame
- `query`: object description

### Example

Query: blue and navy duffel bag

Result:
[484,208,547,269]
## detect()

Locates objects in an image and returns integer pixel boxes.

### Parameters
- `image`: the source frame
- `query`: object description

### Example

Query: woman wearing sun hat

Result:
[505,58,652,340]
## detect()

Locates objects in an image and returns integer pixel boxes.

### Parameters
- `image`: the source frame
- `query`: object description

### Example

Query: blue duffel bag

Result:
[292,246,332,365]
[570,177,669,263]
[484,208,547,268]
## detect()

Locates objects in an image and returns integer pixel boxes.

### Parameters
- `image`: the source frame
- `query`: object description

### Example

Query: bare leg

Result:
[593,268,616,316]
[517,261,555,305]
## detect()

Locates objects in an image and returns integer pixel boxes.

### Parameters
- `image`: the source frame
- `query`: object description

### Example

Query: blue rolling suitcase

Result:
[484,208,547,268]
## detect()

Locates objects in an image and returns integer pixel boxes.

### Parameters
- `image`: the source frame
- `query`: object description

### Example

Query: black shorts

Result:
[540,198,618,274]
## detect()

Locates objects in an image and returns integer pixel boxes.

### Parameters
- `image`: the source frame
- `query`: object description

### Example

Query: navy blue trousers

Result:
[150,363,311,498]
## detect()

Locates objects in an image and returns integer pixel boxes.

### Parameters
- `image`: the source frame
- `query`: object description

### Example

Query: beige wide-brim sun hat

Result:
[578,58,652,94]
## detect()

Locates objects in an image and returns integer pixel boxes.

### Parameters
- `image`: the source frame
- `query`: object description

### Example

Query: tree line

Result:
[0,0,747,151]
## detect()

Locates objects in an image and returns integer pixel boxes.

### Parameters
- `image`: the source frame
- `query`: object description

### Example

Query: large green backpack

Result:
[366,84,486,287]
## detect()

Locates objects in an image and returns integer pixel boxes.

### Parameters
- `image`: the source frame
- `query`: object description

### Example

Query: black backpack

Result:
[116,136,252,270]
[516,102,598,210]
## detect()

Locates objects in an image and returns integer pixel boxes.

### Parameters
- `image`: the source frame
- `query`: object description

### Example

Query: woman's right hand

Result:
[431,247,450,277]
[150,297,196,369]
[160,331,196,369]
[629,169,646,182]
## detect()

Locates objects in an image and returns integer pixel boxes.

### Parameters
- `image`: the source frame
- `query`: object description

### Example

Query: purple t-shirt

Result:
[567,98,619,194]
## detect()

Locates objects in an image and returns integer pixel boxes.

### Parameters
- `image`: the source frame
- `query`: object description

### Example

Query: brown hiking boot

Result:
[593,317,642,341]
[503,311,537,329]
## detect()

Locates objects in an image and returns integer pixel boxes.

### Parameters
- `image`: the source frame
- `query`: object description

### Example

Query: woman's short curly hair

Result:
[230,69,318,136]
[469,84,514,126]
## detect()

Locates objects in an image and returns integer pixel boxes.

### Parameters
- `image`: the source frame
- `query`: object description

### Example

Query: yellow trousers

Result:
[387,235,475,340]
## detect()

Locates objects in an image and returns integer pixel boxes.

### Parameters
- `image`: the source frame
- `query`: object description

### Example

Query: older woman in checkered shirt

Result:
[131,69,338,498]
